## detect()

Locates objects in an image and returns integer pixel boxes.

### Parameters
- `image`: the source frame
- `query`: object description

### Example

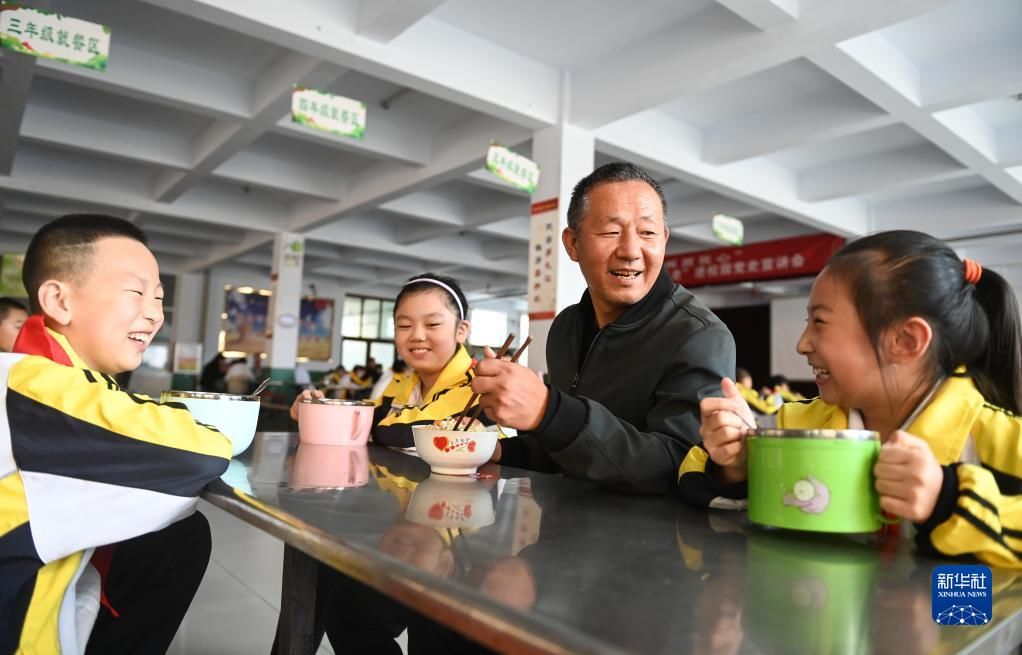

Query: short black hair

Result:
[0,297,27,322]
[23,214,149,313]
[395,272,469,321]
[566,162,667,232]
[768,374,789,388]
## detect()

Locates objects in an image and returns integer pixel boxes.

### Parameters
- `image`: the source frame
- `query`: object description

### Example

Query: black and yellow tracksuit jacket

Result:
[1,332,231,653]
[739,385,778,416]
[372,346,492,449]
[678,373,1022,567]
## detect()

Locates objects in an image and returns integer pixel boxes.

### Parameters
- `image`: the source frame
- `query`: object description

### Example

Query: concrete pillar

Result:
[266,233,305,388]
[170,272,205,389]
[526,123,594,375]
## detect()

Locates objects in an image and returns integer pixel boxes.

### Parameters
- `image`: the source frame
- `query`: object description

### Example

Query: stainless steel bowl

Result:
[298,398,374,406]
[754,428,879,441]
[161,390,260,402]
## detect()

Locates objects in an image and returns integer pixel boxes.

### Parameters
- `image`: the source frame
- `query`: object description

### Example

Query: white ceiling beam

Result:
[141,0,559,128]
[871,187,1022,238]
[356,0,446,42]
[396,197,526,246]
[812,42,1022,205]
[19,102,190,169]
[138,219,241,244]
[798,144,971,202]
[665,191,761,226]
[704,89,897,164]
[716,0,798,28]
[274,111,431,167]
[482,241,528,261]
[921,38,1022,112]
[0,51,36,175]
[0,165,282,234]
[153,52,327,202]
[212,149,344,202]
[288,114,530,233]
[463,168,532,197]
[378,192,465,227]
[999,126,1022,168]
[184,114,528,271]
[596,109,870,236]
[570,0,954,128]
[32,41,250,120]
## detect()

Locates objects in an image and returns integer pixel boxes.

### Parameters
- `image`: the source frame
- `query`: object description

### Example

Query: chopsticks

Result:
[455,335,533,431]
[452,334,515,430]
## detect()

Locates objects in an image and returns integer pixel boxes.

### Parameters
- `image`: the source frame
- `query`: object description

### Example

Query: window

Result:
[469,308,509,347]
[341,294,395,369]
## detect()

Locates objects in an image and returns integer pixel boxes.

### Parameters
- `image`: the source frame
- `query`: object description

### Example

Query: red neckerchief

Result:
[13,315,120,618]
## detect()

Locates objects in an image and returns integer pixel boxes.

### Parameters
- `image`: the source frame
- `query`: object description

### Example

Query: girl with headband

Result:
[681,230,1022,567]
[291,272,493,448]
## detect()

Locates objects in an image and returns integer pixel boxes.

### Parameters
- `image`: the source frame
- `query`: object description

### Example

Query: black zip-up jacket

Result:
[499,269,736,494]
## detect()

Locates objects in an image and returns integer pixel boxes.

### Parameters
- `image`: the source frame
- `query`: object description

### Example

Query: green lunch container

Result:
[745,531,880,655]
[747,429,883,533]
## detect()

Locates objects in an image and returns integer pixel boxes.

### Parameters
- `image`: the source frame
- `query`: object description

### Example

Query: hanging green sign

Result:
[712,213,745,246]
[0,254,27,297]
[291,86,366,140]
[0,5,110,71]
[486,144,540,195]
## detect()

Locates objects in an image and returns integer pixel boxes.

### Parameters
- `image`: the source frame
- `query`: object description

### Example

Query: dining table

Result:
[202,432,1022,655]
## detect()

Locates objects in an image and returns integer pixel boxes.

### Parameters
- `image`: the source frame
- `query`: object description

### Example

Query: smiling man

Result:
[472,162,736,494]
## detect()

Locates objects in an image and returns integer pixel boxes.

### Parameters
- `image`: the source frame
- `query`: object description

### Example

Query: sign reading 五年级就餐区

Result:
[291,86,366,140]
[486,144,540,195]
[664,233,845,288]
[0,5,110,71]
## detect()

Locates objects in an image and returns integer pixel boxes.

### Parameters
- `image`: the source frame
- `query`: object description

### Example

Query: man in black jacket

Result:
[472,162,736,494]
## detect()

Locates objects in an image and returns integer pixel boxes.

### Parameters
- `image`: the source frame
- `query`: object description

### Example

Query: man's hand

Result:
[874,430,944,523]
[471,346,549,431]
[699,378,756,484]
[290,388,325,421]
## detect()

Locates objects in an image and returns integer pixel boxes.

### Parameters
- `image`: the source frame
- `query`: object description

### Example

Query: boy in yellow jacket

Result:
[1,215,231,654]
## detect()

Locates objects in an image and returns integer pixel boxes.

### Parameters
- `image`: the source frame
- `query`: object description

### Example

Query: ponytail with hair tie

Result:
[963,258,983,285]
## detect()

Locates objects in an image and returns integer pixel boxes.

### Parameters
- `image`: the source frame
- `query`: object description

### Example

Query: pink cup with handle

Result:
[298,398,374,445]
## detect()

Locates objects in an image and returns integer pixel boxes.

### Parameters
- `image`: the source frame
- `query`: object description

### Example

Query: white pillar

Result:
[170,272,205,387]
[266,233,305,382]
[526,123,594,375]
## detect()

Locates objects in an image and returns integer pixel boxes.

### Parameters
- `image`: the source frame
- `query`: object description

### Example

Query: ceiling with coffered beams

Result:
[1,0,1020,310]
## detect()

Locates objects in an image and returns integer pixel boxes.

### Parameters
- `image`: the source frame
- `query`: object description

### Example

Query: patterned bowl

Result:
[405,475,495,529]
[411,426,498,476]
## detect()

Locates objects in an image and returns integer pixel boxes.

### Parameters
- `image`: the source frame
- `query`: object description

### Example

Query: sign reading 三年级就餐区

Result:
[664,233,846,288]
[486,144,540,195]
[0,5,110,71]
[291,86,366,140]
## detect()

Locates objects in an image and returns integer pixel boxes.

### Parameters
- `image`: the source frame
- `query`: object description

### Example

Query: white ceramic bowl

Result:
[411,426,498,476]
[161,390,260,456]
[405,475,495,529]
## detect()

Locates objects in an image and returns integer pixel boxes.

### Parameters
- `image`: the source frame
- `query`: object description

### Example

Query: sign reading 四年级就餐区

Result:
[664,233,845,288]
[486,144,540,195]
[291,86,366,140]
[0,5,110,71]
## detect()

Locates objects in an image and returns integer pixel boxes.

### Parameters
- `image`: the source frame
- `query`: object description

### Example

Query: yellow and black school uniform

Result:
[372,345,493,449]
[1,322,231,653]
[678,371,1022,568]
[739,385,778,416]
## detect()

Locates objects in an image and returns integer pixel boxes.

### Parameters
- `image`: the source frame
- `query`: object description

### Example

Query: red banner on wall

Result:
[665,233,845,288]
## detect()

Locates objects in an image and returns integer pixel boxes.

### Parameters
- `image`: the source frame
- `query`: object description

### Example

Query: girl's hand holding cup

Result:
[874,430,944,523]
[700,377,758,484]
[290,388,325,421]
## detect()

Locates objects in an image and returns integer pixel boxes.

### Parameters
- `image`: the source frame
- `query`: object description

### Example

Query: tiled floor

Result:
[168,500,407,654]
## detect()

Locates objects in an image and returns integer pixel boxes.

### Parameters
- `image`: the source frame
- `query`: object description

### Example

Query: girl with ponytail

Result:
[683,230,1022,567]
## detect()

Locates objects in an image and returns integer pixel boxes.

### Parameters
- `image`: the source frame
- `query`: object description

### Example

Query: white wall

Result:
[770,295,810,381]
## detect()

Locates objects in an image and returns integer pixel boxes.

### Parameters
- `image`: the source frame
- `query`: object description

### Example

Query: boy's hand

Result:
[700,378,757,484]
[471,346,548,431]
[290,388,325,421]
[874,430,944,523]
